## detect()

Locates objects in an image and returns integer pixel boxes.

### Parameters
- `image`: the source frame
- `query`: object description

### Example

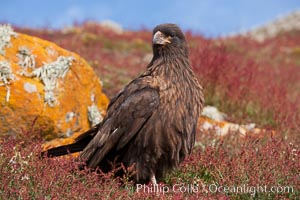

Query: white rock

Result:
[201,106,227,121]
[227,10,300,42]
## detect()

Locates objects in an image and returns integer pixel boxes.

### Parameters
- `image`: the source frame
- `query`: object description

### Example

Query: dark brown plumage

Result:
[42,23,204,184]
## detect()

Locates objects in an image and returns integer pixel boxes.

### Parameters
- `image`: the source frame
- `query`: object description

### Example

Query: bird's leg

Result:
[150,174,157,185]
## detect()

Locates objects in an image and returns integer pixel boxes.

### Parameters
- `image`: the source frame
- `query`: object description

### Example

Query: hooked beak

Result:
[153,31,171,45]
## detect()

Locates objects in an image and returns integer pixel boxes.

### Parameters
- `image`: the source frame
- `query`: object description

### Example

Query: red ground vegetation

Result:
[1,23,298,199]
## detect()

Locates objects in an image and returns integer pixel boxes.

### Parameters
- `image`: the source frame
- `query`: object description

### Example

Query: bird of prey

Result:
[42,23,204,184]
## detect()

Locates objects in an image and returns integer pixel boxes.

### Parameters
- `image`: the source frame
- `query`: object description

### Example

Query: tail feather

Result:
[41,124,100,158]
[41,142,85,157]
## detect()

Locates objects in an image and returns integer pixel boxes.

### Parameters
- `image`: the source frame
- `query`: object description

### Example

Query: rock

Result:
[201,106,227,121]
[200,106,269,137]
[198,117,267,137]
[228,10,300,41]
[0,24,109,140]
[245,10,300,42]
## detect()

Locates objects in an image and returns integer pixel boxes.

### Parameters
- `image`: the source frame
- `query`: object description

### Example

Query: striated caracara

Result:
[42,23,204,184]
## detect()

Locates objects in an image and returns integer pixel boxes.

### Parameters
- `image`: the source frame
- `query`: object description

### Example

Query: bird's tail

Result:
[40,142,86,157]
[41,124,100,158]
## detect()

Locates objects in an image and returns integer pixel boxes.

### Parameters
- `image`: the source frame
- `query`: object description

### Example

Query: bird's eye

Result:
[169,33,175,37]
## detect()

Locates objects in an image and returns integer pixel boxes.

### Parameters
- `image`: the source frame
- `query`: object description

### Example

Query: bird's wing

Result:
[80,84,159,168]
[74,123,101,143]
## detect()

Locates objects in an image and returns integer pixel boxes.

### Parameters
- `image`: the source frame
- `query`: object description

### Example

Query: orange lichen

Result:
[0,31,109,140]
[42,130,92,151]
[198,116,275,137]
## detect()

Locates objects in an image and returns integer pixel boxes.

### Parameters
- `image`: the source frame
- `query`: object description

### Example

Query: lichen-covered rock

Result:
[0,24,109,140]
[198,117,271,137]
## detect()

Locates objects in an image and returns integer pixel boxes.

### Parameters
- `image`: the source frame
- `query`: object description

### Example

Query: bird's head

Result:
[152,23,188,58]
